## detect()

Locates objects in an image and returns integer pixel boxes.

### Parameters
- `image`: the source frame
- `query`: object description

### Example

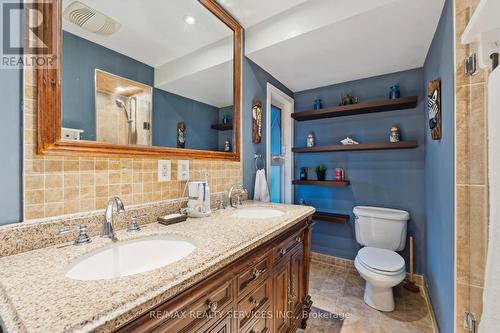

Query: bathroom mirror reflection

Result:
[61,0,235,152]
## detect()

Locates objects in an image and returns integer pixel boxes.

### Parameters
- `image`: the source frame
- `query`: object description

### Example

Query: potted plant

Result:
[315,164,327,181]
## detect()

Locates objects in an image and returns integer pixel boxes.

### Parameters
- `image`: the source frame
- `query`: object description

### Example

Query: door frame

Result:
[266,83,294,204]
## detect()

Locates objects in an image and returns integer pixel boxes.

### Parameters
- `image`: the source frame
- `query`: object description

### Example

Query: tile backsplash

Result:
[23,68,242,220]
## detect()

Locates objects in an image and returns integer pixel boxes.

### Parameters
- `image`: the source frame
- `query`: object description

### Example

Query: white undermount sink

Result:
[65,236,196,280]
[233,207,285,219]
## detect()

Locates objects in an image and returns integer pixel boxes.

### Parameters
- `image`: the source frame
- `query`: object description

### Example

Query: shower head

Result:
[115,98,132,122]
[115,98,126,109]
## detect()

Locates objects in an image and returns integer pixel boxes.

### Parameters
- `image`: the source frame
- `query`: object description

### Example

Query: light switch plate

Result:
[177,160,190,181]
[157,160,171,182]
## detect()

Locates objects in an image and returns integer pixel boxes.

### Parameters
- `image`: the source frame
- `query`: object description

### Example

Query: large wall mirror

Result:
[37,0,242,160]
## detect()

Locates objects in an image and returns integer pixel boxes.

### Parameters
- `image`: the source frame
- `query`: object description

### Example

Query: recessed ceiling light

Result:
[185,16,196,25]
[115,86,126,92]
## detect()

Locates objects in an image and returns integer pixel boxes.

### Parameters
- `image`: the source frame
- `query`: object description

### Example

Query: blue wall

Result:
[63,31,222,151]
[242,58,293,198]
[294,69,426,273]
[62,31,154,140]
[0,11,22,225]
[423,0,455,332]
[152,89,219,151]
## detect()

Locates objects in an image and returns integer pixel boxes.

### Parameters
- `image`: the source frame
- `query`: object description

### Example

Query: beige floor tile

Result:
[303,262,436,333]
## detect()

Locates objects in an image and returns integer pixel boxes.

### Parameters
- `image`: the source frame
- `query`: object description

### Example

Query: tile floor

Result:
[298,260,436,333]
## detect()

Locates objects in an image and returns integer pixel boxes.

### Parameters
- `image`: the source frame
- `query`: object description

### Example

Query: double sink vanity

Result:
[0,203,315,333]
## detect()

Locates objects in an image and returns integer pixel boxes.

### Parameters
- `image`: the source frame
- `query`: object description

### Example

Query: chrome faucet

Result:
[228,184,248,208]
[102,196,125,239]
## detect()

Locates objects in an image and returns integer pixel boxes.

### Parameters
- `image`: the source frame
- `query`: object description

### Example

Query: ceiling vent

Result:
[63,1,121,36]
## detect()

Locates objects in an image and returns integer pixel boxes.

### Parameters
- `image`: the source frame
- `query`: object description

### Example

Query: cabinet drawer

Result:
[196,310,234,333]
[122,279,234,333]
[236,257,270,298]
[242,306,271,333]
[273,231,303,263]
[237,278,271,330]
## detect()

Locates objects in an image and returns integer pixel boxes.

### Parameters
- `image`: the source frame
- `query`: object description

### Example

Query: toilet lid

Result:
[357,247,405,273]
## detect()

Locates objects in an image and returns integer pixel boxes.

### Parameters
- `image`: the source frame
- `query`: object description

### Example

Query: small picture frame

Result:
[177,122,186,148]
[427,80,442,140]
[252,100,262,144]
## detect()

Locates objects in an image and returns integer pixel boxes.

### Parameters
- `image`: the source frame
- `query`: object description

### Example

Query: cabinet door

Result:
[289,247,304,317]
[273,259,290,333]
[198,313,233,333]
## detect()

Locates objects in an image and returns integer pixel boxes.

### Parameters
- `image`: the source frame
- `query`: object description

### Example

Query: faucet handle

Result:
[216,197,226,210]
[127,214,147,232]
[59,224,92,246]
[238,186,248,205]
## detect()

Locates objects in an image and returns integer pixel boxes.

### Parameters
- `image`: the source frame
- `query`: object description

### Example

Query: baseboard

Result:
[311,251,424,286]
[421,281,441,333]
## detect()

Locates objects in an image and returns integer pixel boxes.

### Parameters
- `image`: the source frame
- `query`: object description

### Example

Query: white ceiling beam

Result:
[155,36,232,87]
[244,0,398,55]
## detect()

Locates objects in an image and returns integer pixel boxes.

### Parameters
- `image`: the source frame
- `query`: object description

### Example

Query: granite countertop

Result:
[0,202,314,333]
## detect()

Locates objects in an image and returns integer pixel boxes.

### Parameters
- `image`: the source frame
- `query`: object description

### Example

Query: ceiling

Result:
[62,0,232,67]
[216,0,309,28]
[236,0,446,92]
[62,0,445,107]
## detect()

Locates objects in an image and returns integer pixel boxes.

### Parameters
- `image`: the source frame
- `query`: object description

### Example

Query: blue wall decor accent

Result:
[242,58,293,198]
[62,31,154,140]
[0,13,22,225]
[152,89,219,151]
[423,0,455,332]
[294,68,426,273]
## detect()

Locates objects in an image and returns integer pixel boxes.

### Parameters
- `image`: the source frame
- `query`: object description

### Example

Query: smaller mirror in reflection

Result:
[95,70,152,146]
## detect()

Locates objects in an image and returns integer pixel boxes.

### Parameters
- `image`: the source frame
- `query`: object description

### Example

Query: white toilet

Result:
[353,206,409,312]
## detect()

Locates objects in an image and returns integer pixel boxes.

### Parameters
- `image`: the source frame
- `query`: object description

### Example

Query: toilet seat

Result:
[357,247,405,276]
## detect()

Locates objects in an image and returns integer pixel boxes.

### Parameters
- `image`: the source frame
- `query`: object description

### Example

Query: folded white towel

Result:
[254,169,270,202]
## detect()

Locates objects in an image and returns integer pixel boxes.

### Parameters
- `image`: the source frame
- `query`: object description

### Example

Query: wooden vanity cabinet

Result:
[273,258,290,333]
[116,217,313,333]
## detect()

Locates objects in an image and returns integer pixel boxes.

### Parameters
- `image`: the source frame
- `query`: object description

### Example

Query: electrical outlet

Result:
[157,160,171,182]
[177,160,190,181]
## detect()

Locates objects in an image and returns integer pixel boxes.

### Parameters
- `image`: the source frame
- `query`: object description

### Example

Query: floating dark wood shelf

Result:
[293,141,418,153]
[211,123,233,131]
[292,180,350,187]
[313,211,350,224]
[291,96,418,121]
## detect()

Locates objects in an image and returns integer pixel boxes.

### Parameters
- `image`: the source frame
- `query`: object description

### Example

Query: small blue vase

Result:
[314,99,322,110]
[389,85,401,99]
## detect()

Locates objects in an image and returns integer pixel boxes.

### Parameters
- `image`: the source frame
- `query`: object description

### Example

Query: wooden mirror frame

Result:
[36,0,242,161]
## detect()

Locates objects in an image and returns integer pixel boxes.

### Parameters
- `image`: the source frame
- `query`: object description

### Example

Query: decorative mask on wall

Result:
[177,122,186,148]
[427,80,442,140]
[252,99,262,144]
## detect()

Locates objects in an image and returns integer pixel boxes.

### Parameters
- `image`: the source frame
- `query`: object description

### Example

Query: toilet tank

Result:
[353,206,409,251]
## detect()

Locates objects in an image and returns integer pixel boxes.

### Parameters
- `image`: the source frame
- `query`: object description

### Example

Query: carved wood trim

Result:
[36,0,242,161]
